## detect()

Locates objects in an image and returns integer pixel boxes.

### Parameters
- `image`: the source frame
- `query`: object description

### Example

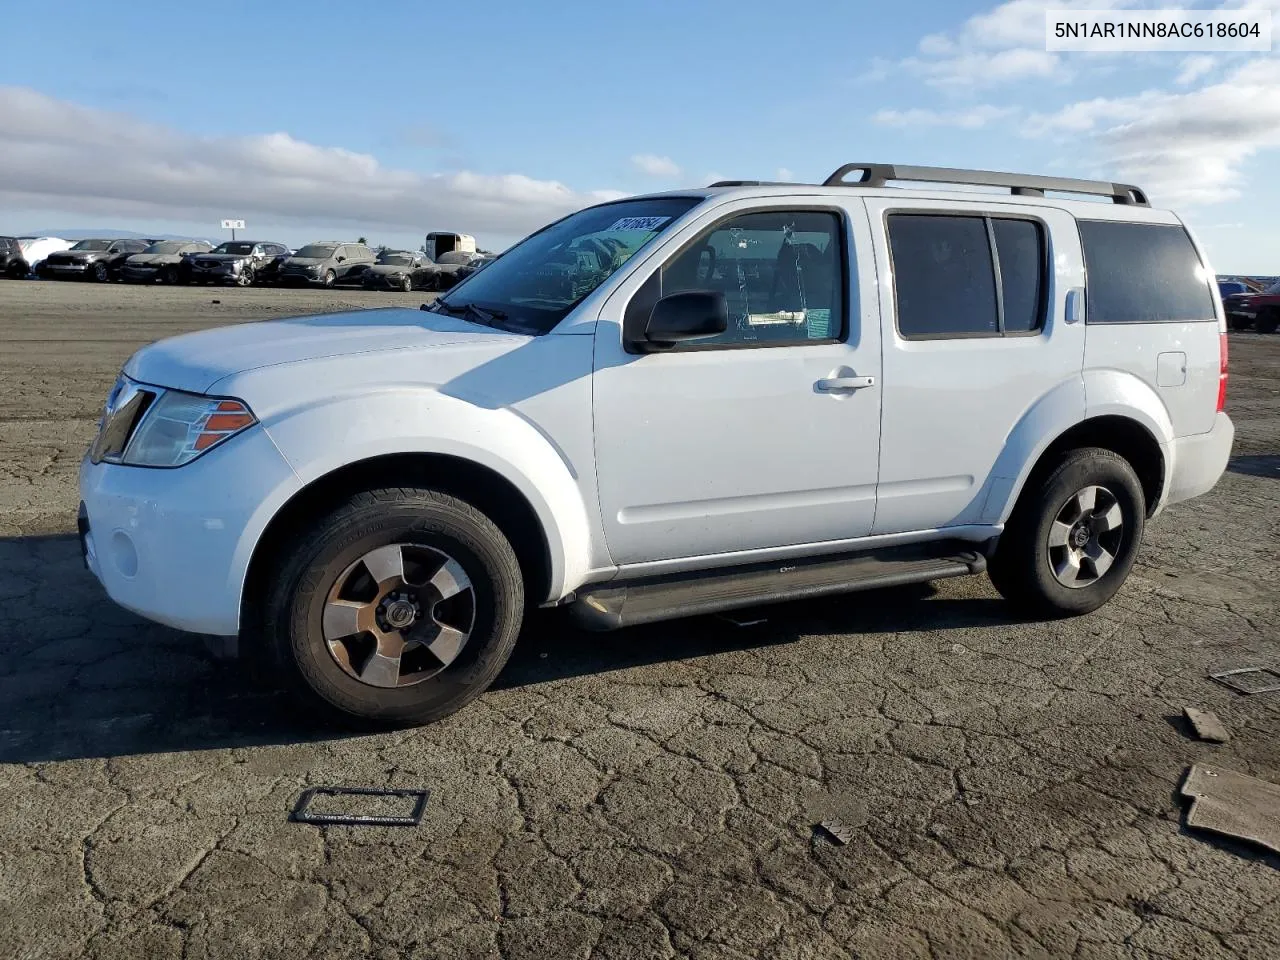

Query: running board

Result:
[568,541,987,632]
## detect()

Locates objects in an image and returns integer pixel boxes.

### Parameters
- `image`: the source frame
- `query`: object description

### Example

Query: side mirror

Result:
[643,291,728,349]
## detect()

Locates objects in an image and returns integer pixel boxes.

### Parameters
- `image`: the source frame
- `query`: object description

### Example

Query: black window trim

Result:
[622,203,853,355]
[886,209,1050,342]
[1075,218,1216,325]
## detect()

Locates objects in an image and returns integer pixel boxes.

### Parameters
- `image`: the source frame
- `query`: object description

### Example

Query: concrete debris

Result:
[1183,707,1230,743]
[1181,765,1280,856]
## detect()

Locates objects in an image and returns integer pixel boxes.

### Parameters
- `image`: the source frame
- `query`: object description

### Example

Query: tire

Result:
[988,447,1145,618]
[6,260,25,280]
[400,274,413,293]
[160,266,178,285]
[1257,309,1279,335]
[259,487,525,725]
[91,261,109,283]
[323,269,336,288]
[1227,313,1251,332]
[237,266,256,287]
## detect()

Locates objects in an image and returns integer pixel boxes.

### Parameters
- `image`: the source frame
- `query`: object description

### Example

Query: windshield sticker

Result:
[606,216,672,232]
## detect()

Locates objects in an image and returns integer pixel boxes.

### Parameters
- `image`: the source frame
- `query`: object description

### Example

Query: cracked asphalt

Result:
[1,280,1278,959]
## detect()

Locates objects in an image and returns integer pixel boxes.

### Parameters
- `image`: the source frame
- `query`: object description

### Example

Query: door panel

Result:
[864,198,1087,535]
[592,198,882,566]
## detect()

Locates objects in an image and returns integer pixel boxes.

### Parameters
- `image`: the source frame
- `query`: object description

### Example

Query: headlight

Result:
[229,259,243,272]
[121,390,257,467]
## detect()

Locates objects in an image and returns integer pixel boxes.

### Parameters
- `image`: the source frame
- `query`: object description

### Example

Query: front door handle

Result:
[816,375,876,392]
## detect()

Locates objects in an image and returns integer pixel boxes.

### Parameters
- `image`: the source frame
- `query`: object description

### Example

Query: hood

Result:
[123,307,516,394]
[195,253,249,263]
[126,253,183,266]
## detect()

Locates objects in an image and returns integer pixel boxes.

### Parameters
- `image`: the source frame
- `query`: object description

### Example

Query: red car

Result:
[1223,279,1280,333]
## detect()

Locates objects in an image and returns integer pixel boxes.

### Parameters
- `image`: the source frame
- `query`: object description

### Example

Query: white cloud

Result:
[901,0,1137,89]
[1175,55,1217,86]
[0,87,624,237]
[775,167,795,181]
[630,153,681,178]
[1026,58,1280,205]
[873,105,1017,129]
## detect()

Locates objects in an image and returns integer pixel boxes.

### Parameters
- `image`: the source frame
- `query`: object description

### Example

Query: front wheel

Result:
[91,262,109,282]
[322,269,336,288]
[400,274,413,293]
[237,266,256,287]
[988,448,1145,618]
[260,488,525,725]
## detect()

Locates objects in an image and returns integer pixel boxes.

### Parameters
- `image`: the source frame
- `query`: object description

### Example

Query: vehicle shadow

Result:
[1228,454,1280,479]
[0,534,1020,765]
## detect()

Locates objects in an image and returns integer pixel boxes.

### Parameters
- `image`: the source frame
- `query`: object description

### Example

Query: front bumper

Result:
[78,425,303,636]
[43,262,89,275]
[1164,412,1235,509]
[192,264,241,281]
[121,266,161,282]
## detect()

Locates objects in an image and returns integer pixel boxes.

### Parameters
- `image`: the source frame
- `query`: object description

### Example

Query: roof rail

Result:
[822,163,1149,206]
[707,180,792,188]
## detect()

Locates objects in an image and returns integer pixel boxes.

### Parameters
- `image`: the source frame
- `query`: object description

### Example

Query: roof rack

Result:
[822,163,1149,206]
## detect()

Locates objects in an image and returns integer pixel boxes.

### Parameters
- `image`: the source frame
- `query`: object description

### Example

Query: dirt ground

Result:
[1,279,1278,960]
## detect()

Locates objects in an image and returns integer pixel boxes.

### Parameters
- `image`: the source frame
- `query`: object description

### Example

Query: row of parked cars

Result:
[0,235,494,292]
[1218,276,1280,333]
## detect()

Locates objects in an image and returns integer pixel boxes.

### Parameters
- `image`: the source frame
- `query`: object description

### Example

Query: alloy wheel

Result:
[1047,485,1125,589]
[321,542,476,688]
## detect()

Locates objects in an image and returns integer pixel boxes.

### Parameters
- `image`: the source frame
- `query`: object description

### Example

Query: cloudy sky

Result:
[2,0,1278,270]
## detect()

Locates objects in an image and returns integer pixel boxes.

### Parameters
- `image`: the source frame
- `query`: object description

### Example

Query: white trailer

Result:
[424,232,477,261]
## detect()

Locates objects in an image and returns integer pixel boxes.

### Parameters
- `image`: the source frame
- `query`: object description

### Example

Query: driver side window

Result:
[641,209,846,348]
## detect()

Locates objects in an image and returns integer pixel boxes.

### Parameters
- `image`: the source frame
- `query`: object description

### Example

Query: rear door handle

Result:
[816,376,876,392]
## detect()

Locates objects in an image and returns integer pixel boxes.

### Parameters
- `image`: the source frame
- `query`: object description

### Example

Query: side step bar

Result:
[568,541,988,632]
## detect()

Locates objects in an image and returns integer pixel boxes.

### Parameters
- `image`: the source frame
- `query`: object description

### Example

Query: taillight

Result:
[1216,332,1228,413]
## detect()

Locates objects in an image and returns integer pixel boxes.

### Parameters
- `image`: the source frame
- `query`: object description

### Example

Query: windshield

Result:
[143,241,188,255]
[377,252,414,265]
[294,244,337,259]
[71,239,113,252]
[214,242,255,255]
[437,197,701,333]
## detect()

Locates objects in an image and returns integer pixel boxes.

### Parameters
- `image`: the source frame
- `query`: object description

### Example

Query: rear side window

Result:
[1079,221,1215,323]
[889,214,1046,338]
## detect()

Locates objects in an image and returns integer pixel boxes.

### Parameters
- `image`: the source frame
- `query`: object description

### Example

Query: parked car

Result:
[8,236,73,278]
[1223,279,1280,333]
[0,237,24,278]
[275,241,376,287]
[186,241,291,286]
[120,240,214,284]
[255,248,294,286]
[452,254,496,285]
[39,237,153,281]
[79,162,1233,726]
[361,250,437,291]
[431,250,480,291]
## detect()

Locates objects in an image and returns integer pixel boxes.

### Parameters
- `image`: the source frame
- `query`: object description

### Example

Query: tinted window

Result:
[992,219,1045,333]
[890,215,997,337]
[655,210,845,347]
[1079,221,1214,323]
[295,245,337,259]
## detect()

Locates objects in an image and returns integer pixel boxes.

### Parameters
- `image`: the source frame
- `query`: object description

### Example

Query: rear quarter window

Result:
[1079,221,1215,323]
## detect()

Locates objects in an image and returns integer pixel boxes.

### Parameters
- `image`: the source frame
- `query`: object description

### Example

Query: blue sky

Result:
[2,0,1278,271]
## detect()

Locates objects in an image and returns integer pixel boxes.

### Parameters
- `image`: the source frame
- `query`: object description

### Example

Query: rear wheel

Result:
[1257,308,1279,335]
[988,448,1144,618]
[260,487,525,725]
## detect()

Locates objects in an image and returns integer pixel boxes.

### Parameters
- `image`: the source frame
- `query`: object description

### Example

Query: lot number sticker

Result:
[607,216,671,232]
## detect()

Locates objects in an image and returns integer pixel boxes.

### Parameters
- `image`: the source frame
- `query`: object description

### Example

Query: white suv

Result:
[78,163,1234,724]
